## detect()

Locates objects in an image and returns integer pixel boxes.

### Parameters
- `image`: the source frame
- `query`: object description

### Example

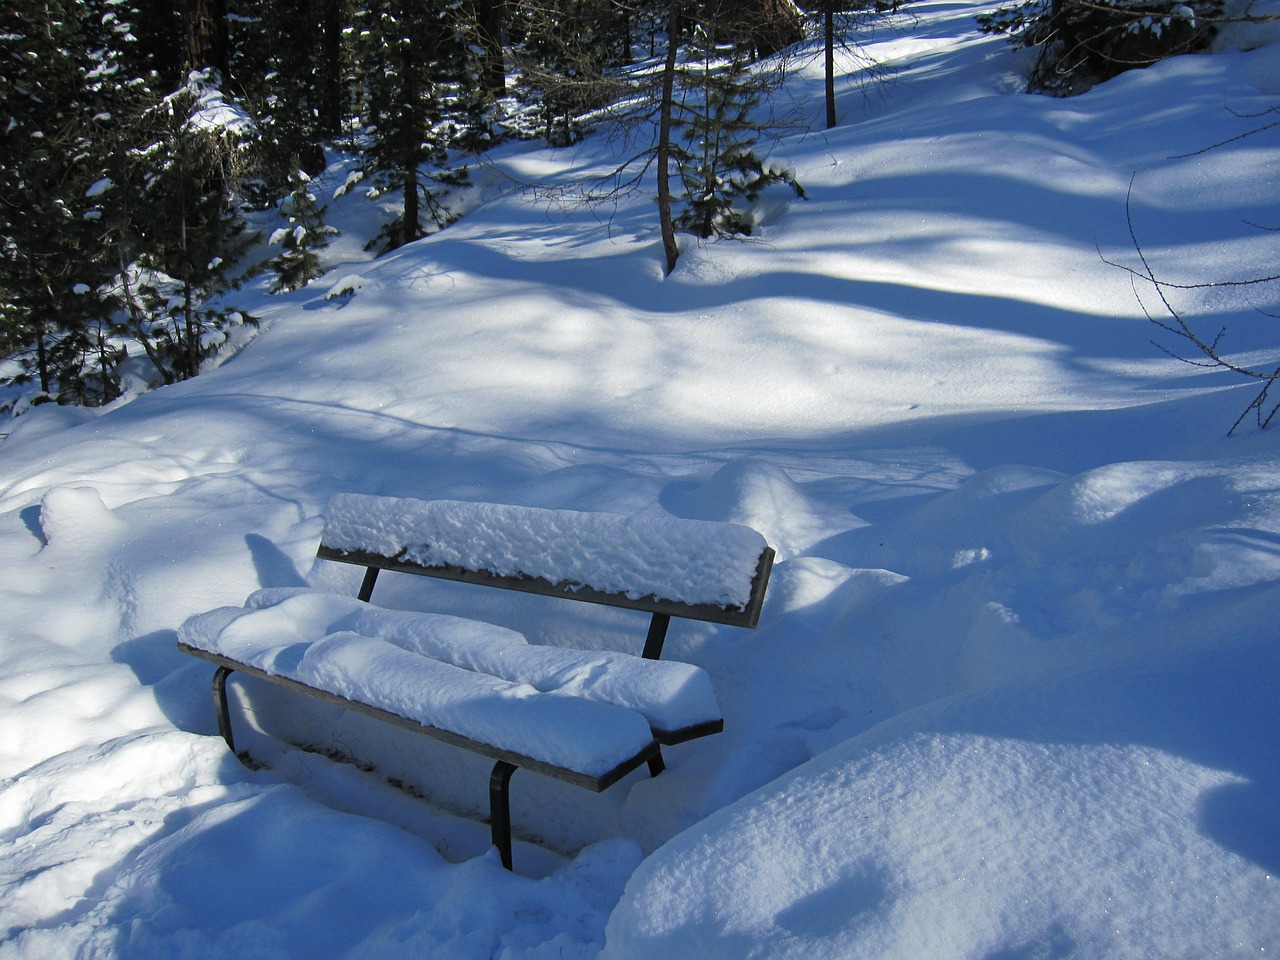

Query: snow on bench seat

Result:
[318,494,772,625]
[178,588,723,776]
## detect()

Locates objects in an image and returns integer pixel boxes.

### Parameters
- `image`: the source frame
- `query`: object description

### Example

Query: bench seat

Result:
[180,587,724,747]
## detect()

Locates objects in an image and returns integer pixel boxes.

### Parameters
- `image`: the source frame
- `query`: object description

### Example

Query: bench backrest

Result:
[317,494,774,630]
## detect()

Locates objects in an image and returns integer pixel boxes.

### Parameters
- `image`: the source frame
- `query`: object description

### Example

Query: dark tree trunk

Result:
[318,0,345,135]
[35,320,50,394]
[399,30,424,247]
[403,166,420,247]
[471,0,507,99]
[825,2,836,128]
[657,0,682,275]
[185,0,230,79]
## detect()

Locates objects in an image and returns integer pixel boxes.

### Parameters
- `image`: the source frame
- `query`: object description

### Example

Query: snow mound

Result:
[38,486,124,551]
[603,638,1280,959]
[662,460,830,560]
[325,273,365,299]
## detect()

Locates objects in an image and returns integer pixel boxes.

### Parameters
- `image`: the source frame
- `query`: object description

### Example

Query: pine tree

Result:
[357,0,469,252]
[978,0,1222,95]
[462,0,507,102]
[270,168,336,292]
[671,20,801,240]
[119,71,260,383]
[230,0,348,186]
[0,0,125,403]
[511,0,632,146]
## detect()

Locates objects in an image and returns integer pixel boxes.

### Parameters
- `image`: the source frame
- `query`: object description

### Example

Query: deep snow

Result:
[2,2,1279,957]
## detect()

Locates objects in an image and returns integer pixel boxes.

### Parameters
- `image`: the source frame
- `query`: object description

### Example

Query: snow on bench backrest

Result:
[318,494,773,625]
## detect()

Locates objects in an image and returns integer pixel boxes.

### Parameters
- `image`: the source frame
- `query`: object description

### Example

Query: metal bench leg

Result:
[489,760,518,871]
[213,666,237,753]
[647,748,666,777]
[357,566,380,603]
[642,612,671,660]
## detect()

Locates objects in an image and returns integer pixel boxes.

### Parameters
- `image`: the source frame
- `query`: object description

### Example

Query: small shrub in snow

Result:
[270,168,337,293]
[978,0,1223,95]
[672,24,804,240]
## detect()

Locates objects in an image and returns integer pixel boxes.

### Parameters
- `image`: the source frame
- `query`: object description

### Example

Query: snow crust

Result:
[322,493,769,610]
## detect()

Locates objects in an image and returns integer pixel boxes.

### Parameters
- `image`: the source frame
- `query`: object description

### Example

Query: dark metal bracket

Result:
[357,566,380,603]
[647,749,665,777]
[641,612,670,660]
[489,760,518,871]
[213,665,237,753]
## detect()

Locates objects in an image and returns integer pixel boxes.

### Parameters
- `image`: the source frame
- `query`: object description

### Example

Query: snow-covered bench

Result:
[178,494,774,870]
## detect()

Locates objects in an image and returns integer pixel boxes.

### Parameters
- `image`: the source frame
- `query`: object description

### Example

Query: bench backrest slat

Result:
[317,495,774,629]
[317,543,774,628]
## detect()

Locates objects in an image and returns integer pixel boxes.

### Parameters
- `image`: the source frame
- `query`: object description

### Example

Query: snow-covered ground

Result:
[3,2,1279,956]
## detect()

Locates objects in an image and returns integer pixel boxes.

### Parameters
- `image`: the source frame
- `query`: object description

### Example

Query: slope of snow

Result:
[2,1,1278,957]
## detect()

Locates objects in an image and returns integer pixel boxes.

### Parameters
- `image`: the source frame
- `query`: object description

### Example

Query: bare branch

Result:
[1107,174,1280,433]
[1170,110,1280,159]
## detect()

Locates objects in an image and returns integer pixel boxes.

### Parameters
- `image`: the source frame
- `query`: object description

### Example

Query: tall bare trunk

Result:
[185,0,230,78]
[657,0,682,275]
[825,3,836,128]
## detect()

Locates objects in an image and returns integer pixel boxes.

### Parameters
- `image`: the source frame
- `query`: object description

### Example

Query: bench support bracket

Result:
[647,750,665,777]
[214,665,237,753]
[490,760,518,870]
[641,613,671,660]
[357,567,380,603]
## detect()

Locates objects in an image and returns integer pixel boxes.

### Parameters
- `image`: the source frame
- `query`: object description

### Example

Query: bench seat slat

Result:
[304,632,656,776]
[176,625,656,780]
[177,643,656,791]
[183,588,724,741]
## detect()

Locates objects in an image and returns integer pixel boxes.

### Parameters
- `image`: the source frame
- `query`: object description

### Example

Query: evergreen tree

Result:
[131,0,187,90]
[512,0,632,146]
[270,168,336,292]
[229,0,349,185]
[357,0,469,252]
[671,18,802,240]
[978,0,1222,95]
[462,0,508,102]
[0,0,129,403]
[677,0,804,60]
[118,71,260,383]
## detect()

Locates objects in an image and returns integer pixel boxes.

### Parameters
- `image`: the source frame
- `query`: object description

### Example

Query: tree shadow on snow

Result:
[245,533,310,589]
[111,535,312,738]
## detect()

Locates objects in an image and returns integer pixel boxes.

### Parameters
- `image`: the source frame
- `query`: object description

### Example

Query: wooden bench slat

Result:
[177,620,660,783]
[182,588,725,741]
[317,544,775,628]
[179,642,659,792]
[318,495,775,628]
